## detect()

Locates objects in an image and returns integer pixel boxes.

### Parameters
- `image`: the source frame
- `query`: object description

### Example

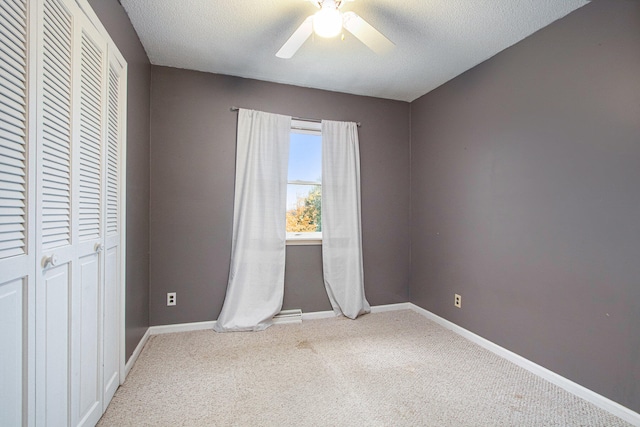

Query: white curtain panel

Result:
[321,120,371,319]
[214,109,291,332]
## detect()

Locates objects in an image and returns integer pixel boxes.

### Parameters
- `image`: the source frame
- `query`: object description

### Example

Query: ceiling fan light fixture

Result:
[313,8,343,38]
[276,0,394,59]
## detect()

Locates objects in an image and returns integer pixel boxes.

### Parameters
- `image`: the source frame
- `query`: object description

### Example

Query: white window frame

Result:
[286,119,322,246]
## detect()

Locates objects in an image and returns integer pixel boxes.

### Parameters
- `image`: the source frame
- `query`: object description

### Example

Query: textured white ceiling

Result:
[120,0,588,102]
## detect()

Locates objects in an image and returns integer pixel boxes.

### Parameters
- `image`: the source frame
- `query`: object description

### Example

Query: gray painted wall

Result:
[149,67,410,325]
[410,0,640,412]
[89,0,151,359]
[89,0,638,414]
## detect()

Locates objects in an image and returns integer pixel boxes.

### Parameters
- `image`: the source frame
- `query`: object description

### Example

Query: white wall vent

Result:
[273,309,302,325]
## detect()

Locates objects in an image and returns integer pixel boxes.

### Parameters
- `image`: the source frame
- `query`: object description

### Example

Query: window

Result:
[286,120,322,244]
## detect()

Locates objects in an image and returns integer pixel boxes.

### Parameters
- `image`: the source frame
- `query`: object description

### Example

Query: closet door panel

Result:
[0,0,32,424]
[102,52,125,409]
[103,245,118,403]
[0,278,25,426]
[42,264,71,425]
[35,0,75,424]
[70,15,107,427]
[76,252,100,423]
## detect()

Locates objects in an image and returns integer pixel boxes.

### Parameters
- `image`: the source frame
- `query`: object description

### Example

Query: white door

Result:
[102,50,126,410]
[34,0,76,424]
[0,3,35,426]
[70,13,108,427]
[3,0,125,424]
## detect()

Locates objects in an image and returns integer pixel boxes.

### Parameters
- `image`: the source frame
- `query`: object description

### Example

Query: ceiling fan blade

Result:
[342,11,394,55]
[276,16,314,59]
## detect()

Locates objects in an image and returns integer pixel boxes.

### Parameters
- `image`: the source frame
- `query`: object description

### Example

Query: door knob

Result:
[94,243,104,253]
[41,254,58,268]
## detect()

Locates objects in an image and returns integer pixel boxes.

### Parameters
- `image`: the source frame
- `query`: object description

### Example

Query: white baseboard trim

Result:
[124,327,150,379]
[370,302,411,313]
[301,303,411,320]
[302,310,335,320]
[149,320,217,335]
[407,303,640,426]
[147,312,306,334]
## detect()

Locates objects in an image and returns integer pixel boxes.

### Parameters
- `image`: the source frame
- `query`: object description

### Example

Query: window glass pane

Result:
[288,133,321,183]
[286,184,322,232]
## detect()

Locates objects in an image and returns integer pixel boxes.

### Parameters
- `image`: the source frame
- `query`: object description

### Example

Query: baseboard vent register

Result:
[273,309,303,324]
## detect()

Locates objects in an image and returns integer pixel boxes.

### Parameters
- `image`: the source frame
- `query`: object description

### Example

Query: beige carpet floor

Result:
[98,310,632,426]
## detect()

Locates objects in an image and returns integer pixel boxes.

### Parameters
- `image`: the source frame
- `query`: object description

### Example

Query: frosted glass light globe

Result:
[313,8,342,38]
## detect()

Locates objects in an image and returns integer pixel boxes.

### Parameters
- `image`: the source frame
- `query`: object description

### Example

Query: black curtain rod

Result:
[229,106,361,127]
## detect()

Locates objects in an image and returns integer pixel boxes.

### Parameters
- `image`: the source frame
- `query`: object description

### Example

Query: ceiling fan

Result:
[276,0,394,59]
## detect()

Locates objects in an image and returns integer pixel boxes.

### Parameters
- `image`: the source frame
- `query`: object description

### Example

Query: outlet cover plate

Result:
[167,292,176,306]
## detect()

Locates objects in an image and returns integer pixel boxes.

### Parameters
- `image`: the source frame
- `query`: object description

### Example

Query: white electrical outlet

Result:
[167,292,176,306]
[454,293,461,308]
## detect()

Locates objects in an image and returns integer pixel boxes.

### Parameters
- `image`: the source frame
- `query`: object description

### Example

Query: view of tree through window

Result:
[286,129,322,235]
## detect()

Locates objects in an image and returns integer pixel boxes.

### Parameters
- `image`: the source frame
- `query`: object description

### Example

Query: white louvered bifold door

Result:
[34,0,76,424]
[7,0,126,424]
[102,47,126,411]
[0,0,35,425]
[70,12,108,427]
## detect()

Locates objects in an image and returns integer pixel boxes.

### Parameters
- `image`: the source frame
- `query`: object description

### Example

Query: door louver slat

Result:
[0,35,26,68]
[41,0,72,251]
[0,0,27,260]
[77,31,103,241]
[0,128,25,146]
[106,66,119,235]
[0,92,25,119]
[0,19,26,48]
[0,66,26,94]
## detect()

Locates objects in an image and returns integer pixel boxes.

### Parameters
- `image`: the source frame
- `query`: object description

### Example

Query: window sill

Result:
[286,232,322,246]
